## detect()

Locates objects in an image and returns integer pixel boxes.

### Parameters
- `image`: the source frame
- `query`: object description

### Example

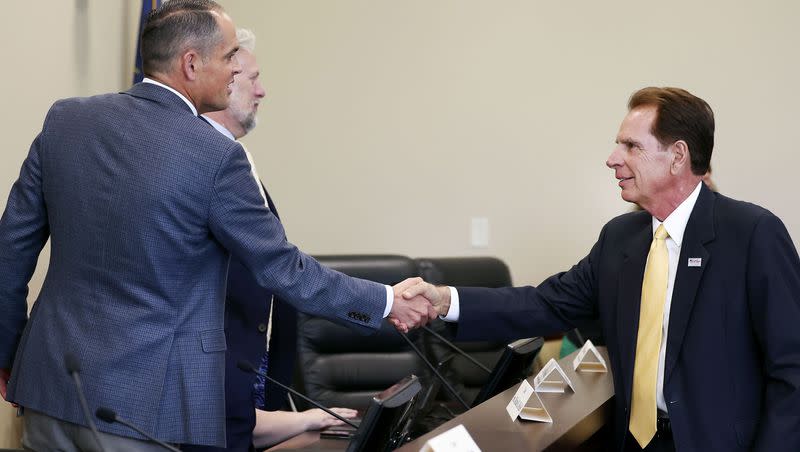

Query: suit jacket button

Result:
[257,323,267,333]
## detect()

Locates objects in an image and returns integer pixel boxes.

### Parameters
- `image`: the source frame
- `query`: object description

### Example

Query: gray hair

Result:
[237,28,256,53]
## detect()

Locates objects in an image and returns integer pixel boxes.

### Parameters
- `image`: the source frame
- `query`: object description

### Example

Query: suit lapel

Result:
[664,185,715,383]
[616,220,653,408]
[261,182,280,221]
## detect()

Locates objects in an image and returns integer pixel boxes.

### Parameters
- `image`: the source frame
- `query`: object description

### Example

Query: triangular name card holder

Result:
[572,339,608,373]
[533,358,575,393]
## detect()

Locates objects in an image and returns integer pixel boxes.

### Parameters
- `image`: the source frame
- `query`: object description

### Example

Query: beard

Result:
[241,112,257,134]
[234,108,257,134]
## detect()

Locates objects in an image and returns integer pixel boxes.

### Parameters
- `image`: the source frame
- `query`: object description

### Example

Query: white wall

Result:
[220,0,800,285]
[2,0,799,446]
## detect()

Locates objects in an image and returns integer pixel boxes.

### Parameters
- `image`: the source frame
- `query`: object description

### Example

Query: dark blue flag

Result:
[133,0,162,85]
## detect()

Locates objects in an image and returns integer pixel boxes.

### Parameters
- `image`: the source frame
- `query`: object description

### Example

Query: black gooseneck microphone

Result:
[396,331,470,411]
[64,354,107,452]
[95,407,181,452]
[236,360,359,429]
[421,325,492,374]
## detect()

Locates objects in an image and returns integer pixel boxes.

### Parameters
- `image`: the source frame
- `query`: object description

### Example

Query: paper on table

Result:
[420,424,481,452]
[506,379,535,421]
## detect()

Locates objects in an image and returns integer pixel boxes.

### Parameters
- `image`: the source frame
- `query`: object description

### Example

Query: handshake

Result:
[387,277,451,333]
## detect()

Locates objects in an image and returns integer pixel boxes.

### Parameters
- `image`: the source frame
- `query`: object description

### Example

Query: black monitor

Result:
[347,375,422,452]
[471,337,544,406]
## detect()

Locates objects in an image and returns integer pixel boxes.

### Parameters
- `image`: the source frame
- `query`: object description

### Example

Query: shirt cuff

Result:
[383,285,393,318]
[441,286,460,322]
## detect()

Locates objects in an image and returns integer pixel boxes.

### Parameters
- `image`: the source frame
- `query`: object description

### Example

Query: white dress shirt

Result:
[649,181,702,411]
[202,115,235,140]
[445,182,704,412]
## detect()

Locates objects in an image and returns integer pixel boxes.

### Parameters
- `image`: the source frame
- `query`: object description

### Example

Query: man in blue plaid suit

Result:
[0,1,434,449]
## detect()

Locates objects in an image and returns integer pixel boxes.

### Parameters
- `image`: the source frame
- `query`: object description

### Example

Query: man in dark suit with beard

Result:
[191,28,356,451]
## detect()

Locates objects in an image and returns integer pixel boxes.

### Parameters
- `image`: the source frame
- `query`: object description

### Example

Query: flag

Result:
[133,0,162,85]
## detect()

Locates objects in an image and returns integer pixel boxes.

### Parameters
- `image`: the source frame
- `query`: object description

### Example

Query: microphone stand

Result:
[95,407,180,452]
[64,354,107,452]
[422,325,491,374]
[397,331,471,411]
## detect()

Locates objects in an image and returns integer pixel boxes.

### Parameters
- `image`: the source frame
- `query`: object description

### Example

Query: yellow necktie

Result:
[629,224,669,448]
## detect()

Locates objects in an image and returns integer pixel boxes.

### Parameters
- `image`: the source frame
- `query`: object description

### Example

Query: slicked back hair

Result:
[140,0,225,76]
[628,87,715,176]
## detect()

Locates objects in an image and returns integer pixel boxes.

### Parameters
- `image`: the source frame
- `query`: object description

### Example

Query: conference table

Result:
[400,346,613,451]
[268,347,614,451]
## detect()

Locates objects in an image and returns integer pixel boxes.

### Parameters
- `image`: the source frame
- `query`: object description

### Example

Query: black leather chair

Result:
[295,255,428,411]
[414,257,514,405]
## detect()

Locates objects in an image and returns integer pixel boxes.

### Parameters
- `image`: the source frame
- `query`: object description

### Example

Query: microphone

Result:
[65,354,107,452]
[95,407,181,452]
[421,325,492,374]
[236,360,359,429]
[396,331,470,411]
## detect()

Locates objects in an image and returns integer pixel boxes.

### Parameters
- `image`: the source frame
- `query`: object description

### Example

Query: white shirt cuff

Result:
[383,285,393,318]
[441,286,460,322]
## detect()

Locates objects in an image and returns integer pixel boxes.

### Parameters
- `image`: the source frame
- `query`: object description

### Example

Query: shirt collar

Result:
[652,181,703,247]
[142,77,197,116]
[201,115,235,141]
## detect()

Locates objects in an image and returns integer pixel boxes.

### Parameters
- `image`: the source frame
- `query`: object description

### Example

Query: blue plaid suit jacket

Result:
[0,83,385,447]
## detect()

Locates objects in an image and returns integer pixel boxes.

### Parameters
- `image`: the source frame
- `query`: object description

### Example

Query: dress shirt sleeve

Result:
[383,285,393,318]
[441,286,460,322]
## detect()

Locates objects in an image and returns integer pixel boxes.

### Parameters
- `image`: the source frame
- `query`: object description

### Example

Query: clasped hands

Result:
[387,277,451,333]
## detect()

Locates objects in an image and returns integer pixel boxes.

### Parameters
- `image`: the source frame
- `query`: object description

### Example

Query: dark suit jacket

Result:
[456,185,800,451]
[184,187,297,452]
[0,83,385,447]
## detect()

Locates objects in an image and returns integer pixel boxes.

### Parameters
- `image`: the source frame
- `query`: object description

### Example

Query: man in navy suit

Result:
[186,29,356,451]
[0,1,433,449]
[404,87,800,451]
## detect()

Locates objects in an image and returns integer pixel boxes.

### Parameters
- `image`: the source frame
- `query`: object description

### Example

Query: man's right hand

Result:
[388,277,438,333]
[401,280,451,317]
